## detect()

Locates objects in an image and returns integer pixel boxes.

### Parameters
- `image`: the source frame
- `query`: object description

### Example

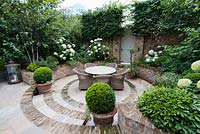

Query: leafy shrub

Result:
[46,56,59,68]
[33,67,52,84]
[26,63,39,72]
[35,59,55,70]
[0,58,5,71]
[74,49,96,63]
[154,56,168,65]
[85,82,115,114]
[183,73,200,83]
[154,72,181,88]
[138,86,200,133]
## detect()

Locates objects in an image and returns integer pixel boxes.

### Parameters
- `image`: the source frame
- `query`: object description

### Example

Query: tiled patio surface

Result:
[0,75,151,134]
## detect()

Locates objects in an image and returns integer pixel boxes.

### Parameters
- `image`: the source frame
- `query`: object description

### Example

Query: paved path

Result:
[0,75,151,134]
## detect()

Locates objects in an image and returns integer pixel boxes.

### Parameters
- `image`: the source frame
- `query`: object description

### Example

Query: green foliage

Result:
[154,72,181,88]
[184,73,200,83]
[138,86,200,133]
[86,82,115,114]
[130,0,200,35]
[154,56,168,65]
[74,48,96,63]
[82,3,124,41]
[46,56,59,68]
[26,63,39,72]
[129,63,138,74]
[0,57,5,71]
[35,59,56,70]
[33,67,52,84]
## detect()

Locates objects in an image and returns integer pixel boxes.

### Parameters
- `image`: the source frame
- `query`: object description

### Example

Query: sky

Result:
[59,0,133,13]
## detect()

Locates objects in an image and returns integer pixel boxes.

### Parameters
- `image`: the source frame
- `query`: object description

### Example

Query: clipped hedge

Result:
[138,86,200,133]
[85,82,115,114]
[33,67,52,84]
[81,3,124,41]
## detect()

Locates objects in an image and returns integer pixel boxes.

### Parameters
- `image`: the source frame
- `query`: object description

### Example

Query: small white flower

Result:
[62,44,67,49]
[89,53,91,56]
[87,50,90,53]
[90,40,93,43]
[93,46,97,49]
[72,44,75,47]
[145,54,149,58]
[67,44,71,48]
[60,54,63,58]
[62,51,66,54]
[70,53,73,56]
[89,45,91,48]
[177,79,192,88]
[148,50,154,56]
[54,52,58,56]
[158,51,162,54]
[98,48,101,50]
[98,43,101,47]
[95,50,98,52]
[61,37,65,41]
[94,39,97,42]
[103,45,105,48]
[59,39,63,43]
[154,52,157,56]
[63,57,66,60]
[70,57,73,60]
[145,58,151,63]
[107,52,109,54]
[157,45,161,48]
[91,51,93,54]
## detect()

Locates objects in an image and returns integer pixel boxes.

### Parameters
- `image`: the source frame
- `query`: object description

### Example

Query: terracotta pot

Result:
[126,72,135,79]
[93,107,117,125]
[36,82,52,93]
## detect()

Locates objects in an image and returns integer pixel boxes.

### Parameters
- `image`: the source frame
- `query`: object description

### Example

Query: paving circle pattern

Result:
[20,79,136,133]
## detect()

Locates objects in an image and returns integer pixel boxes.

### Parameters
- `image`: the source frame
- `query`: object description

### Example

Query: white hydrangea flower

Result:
[94,39,97,42]
[177,79,192,88]
[70,48,75,53]
[62,44,67,49]
[62,51,66,54]
[90,40,93,43]
[60,54,63,58]
[87,50,90,53]
[93,46,97,49]
[70,58,73,60]
[63,57,66,60]
[98,48,101,50]
[103,45,105,48]
[154,52,157,56]
[98,43,101,47]
[157,45,161,48]
[145,58,151,63]
[95,50,98,52]
[197,80,200,88]
[67,44,71,48]
[152,56,158,62]
[59,39,63,43]
[148,50,154,56]
[191,60,200,72]
[70,53,73,56]
[107,52,109,54]
[145,54,149,58]
[89,53,91,56]
[158,51,162,54]
[72,44,75,47]
[54,52,58,56]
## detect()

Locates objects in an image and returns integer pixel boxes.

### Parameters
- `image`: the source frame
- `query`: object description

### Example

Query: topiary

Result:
[86,82,115,114]
[26,63,39,72]
[33,67,52,84]
[183,73,200,83]
[138,86,200,133]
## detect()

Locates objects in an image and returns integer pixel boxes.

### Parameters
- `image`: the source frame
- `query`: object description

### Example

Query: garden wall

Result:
[143,34,184,55]
[118,102,163,134]
[137,65,162,83]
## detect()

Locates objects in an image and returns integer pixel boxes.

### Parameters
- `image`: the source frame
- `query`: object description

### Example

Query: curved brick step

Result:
[43,92,86,120]
[21,89,121,133]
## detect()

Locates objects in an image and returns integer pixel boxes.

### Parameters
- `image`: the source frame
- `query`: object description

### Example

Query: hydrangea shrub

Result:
[54,37,76,61]
[177,78,192,88]
[87,38,110,61]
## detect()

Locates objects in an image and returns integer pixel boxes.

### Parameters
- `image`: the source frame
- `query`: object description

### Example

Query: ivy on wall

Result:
[81,3,124,41]
[130,0,200,35]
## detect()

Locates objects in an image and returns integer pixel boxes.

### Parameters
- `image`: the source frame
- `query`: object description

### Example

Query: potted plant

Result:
[85,82,116,125]
[33,67,53,93]
[126,63,138,79]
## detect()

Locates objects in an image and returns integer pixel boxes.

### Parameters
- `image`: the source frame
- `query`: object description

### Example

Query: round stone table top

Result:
[85,66,116,75]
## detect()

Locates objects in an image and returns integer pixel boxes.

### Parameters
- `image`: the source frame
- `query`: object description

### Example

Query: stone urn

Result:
[93,107,117,125]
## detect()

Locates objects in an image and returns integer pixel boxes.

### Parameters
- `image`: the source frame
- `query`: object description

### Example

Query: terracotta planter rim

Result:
[93,107,117,118]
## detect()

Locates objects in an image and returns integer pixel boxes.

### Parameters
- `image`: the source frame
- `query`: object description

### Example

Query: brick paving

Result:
[0,75,155,134]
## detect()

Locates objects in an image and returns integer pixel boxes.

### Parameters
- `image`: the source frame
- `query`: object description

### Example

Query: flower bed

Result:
[21,65,82,85]
[137,64,162,83]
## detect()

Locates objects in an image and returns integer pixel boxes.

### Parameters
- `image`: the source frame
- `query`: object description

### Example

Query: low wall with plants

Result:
[22,65,76,85]
[118,103,163,134]
[137,64,162,83]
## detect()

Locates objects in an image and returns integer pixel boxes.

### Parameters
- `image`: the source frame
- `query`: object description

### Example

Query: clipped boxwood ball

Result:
[33,67,52,84]
[86,82,115,114]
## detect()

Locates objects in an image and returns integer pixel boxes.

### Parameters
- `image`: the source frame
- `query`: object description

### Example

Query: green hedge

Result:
[33,67,52,84]
[81,3,124,41]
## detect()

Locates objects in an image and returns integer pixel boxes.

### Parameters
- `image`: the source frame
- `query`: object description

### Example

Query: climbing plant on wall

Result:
[81,3,124,41]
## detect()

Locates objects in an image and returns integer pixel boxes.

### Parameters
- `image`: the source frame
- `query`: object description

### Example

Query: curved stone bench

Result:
[118,102,164,134]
